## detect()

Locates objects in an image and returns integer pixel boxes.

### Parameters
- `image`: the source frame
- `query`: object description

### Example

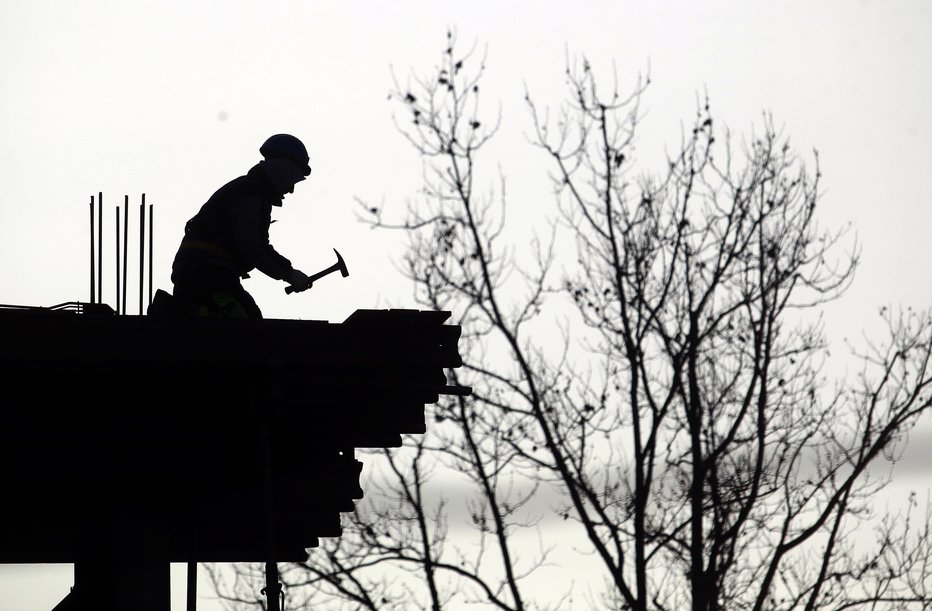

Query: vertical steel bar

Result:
[89,196,95,303]
[122,195,129,315]
[116,206,121,315]
[139,194,145,315]
[149,202,154,308]
[97,192,103,304]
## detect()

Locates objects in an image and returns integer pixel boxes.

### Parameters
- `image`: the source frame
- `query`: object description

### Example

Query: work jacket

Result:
[173,163,294,281]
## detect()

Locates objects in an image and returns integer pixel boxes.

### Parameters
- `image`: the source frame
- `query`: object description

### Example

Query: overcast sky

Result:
[2,1,930,609]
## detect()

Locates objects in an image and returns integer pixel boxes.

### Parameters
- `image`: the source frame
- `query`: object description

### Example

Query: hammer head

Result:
[333,248,349,277]
[285,247,350,294]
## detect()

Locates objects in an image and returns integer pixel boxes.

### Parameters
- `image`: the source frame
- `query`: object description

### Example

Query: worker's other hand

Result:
[287,269,310,292]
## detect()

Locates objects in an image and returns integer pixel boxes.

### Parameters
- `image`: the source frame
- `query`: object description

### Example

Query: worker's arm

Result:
[228,195,294,280]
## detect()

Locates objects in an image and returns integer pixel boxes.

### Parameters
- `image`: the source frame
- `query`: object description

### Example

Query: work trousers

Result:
[171,263,263,319]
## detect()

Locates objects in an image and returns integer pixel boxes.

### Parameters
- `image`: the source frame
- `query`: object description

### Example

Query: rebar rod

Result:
[97,192,103,304]
[148,202,154,308]
[122,195,129,315]
[116,206,121,315]
[139,194,145,315]
[89,196,95,304]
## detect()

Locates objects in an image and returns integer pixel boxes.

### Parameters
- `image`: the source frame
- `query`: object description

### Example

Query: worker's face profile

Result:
[287,163,307,194]
[294,161,309,180]
[286,158,309,184]
[267,157,309,196]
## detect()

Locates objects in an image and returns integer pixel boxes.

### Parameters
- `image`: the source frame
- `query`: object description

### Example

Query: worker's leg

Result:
[171,264,261,319]
[203,285,261,319]
[230,284,263,319]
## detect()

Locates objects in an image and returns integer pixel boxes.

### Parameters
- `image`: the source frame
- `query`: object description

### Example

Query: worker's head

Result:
[259,134,312,196]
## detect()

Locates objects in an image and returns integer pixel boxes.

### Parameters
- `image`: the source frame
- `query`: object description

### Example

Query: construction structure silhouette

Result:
[0,193,469,611]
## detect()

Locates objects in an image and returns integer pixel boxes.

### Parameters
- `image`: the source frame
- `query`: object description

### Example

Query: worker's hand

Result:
[286,269,310,293]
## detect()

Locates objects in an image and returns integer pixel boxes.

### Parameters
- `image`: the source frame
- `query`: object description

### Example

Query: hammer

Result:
[285,248,349,294]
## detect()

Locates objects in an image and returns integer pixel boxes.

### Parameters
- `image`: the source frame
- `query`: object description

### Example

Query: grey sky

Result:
[1,1,930,609]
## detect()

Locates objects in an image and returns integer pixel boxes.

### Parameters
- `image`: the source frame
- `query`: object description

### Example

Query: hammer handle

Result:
[284,283,309,295]
[284,267,335,294]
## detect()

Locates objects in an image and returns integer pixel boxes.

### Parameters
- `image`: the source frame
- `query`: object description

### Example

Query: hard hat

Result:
[259,134,311,176]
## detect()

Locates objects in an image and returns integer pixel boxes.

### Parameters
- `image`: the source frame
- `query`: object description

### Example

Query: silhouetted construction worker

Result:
[169,134,312,318]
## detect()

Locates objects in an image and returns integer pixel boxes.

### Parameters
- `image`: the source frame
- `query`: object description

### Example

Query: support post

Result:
[187,561,197,611]
[260,375,283,611]
[264,562,281,611]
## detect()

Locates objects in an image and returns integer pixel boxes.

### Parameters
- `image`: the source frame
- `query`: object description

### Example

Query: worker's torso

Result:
[176,168,282,274]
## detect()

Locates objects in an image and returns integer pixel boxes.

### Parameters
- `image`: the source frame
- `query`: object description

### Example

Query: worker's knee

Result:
[208,290,252,319]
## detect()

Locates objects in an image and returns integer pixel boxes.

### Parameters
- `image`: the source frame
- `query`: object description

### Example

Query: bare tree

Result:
[522,57,932,610]
[211,31,932,610]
